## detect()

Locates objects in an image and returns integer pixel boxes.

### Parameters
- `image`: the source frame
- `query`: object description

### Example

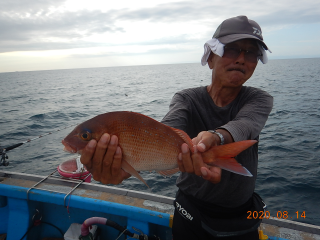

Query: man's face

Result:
[208,39,259,88]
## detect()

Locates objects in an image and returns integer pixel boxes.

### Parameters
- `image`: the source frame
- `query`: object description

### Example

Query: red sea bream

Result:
[62,111,256,187]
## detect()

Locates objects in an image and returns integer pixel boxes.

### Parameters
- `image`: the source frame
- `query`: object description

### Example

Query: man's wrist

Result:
[208,130,224,145]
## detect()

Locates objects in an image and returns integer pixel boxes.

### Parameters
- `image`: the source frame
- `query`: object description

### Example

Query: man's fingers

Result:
[79,133,129,185]
[198,132,219,152]
[201,166,221,184]
[104,135,118,165]
[110,146,123,184]
[99,135,119,184]
[112,147,122,172]
[91,133,111,180]
[191,147,205,176]
[181,143,195,173]
[191,137,199,145]
[80,139,97,171]
[93,133,111,167]
[177,153,186,172]
[178,143,205,176]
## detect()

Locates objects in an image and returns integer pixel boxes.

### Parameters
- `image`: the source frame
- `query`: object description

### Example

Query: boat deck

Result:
[0,171,175,215]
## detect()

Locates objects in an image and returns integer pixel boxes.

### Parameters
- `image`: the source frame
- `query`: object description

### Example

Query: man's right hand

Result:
[80,133,131,184]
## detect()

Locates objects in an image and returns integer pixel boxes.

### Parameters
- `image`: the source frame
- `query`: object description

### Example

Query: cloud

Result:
[113,0,320,26]
[0,9,124,52]
[0,0,66,13]
[255,7,320,26]
[0,10,123,39]
[0,0,319,54]
[115,2,217,22]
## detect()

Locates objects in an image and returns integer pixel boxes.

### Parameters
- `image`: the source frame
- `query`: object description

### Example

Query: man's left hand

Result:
[177,131,222,184]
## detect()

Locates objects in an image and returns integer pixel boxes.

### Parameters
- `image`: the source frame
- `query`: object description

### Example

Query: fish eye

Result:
[80,131,92,141]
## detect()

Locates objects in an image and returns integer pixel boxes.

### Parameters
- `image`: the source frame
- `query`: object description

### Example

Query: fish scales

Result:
[114,112,184,171]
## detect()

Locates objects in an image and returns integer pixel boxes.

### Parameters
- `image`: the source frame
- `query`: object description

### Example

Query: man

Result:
[81,16,273,239]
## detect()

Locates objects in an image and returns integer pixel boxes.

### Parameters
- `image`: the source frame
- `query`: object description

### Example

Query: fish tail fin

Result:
[122,159,150,188]
[208,158,253,177]
[210,140,257,158]
[203,140,257,177]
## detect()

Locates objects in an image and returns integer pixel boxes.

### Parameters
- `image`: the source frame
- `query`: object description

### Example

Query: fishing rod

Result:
[0,123,78,167]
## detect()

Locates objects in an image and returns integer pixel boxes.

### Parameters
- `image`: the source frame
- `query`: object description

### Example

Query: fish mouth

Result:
[62,139,77,154]
[227,68,245,74]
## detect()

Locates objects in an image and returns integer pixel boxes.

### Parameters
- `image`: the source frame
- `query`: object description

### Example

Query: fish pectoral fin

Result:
[121,159,150,188]
[157,168,180,177]
[209,157,253,177]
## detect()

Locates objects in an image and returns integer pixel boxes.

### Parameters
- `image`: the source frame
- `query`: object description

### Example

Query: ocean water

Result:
[1,58,319,226]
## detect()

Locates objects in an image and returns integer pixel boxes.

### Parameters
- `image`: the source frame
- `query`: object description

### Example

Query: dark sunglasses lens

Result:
[245,52,259,63]
[224,47,259,63]
[223,48,239,59]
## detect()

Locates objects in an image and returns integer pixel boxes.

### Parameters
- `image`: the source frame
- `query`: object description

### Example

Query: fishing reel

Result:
[0,143,23,166]
[0,143,23,167]
[0,148,9,166]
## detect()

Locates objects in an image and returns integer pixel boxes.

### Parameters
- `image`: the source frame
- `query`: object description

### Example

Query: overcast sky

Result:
[1,0,319,72]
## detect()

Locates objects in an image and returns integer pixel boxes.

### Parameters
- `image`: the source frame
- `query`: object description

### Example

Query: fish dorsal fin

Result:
[210,140,257,158]
[208,157,253,177]
[171,127,194,151]
[157,168,180,177]
[121,159,150,188]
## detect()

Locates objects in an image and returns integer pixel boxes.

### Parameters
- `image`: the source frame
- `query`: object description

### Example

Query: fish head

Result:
[62,115,109,154]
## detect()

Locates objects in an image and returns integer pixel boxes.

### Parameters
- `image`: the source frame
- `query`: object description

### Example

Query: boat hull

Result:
[0,171,319,240]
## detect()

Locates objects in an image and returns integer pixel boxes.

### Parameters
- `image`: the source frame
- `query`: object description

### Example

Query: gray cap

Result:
[213,15,269,50]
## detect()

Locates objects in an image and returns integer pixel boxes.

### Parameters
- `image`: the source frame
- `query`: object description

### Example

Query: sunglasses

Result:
[223,46,262,63]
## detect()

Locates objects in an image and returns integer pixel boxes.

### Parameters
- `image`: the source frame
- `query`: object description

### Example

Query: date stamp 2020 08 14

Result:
[247,211,306,220]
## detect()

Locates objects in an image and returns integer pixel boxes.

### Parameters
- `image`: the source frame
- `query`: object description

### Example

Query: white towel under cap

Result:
[257,44,269,64]
[201,38,224,66]
[201,38,269,65]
